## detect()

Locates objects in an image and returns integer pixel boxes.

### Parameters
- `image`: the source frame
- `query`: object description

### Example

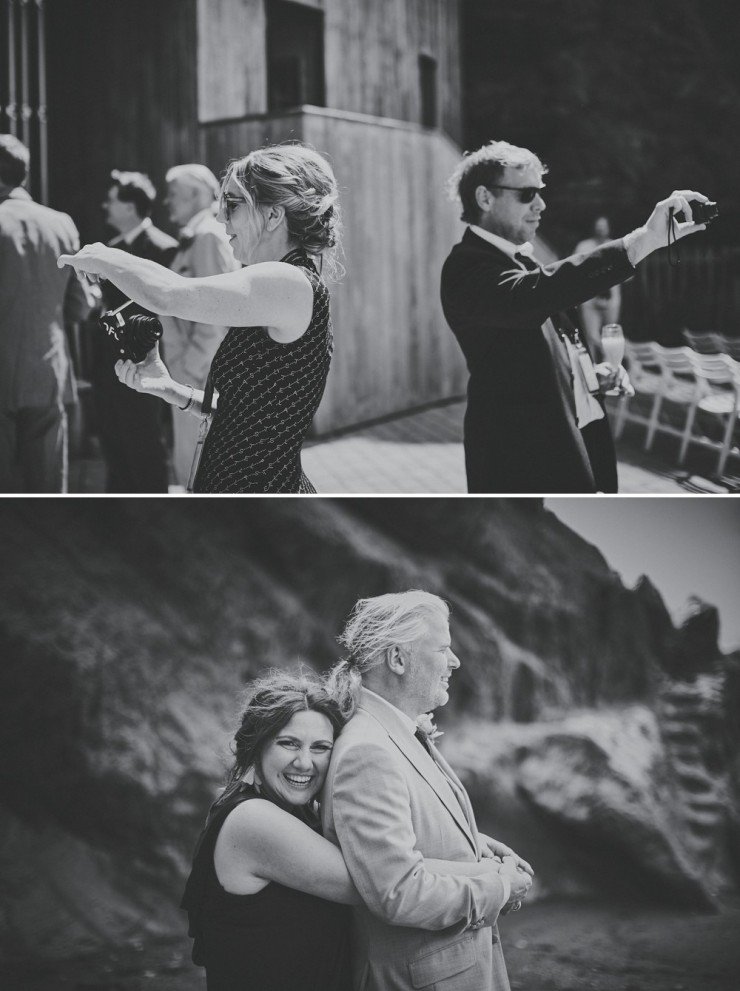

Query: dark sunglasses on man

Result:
[488,185,546,204]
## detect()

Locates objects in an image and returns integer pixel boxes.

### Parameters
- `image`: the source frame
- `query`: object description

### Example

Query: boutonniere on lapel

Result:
[416,712,444,746]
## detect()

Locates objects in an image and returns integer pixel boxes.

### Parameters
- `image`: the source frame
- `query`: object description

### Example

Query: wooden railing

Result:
[621,244,740,344]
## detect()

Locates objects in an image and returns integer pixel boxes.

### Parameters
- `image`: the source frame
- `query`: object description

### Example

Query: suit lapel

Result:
[359,691,478,855]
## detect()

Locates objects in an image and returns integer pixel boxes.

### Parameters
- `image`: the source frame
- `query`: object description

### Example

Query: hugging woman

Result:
[183,671,518,991]
[59,143,339,493]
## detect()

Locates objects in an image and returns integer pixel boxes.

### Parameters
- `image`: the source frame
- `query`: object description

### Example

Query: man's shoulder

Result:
[134,225,178,264]
[143,225,178,251]
[445,230,510,267]
[333,707,393,755]
[0,197,78,250]
[1,195,75,229]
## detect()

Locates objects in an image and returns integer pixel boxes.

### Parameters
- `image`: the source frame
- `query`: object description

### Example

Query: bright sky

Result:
[547,498,740,653]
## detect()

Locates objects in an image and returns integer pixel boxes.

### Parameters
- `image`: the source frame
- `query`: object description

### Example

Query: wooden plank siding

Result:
[197,0,267,122]
[323,0,462,143]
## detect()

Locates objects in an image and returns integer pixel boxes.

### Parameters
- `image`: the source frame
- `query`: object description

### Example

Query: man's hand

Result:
[480,835,533,877]
[594,362,635,396]
[498,855,532,914]
[625,189,709,264]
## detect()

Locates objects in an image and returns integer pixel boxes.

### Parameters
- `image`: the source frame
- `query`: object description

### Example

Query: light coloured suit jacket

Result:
[0,188,93,409]
[160,208,239,387]
[322,689,510,991]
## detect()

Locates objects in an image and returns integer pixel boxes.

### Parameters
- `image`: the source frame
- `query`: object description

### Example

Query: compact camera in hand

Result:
[99,301,163,363]
[674,199,719,225]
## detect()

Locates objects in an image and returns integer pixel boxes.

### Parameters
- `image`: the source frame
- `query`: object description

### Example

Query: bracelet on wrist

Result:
[179,385,195,411]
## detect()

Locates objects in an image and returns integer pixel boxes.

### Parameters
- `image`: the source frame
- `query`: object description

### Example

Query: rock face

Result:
[448,696,731,910]
[0,499,736,960]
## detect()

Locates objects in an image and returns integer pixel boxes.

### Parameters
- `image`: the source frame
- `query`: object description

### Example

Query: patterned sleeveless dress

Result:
[192,249,333,493]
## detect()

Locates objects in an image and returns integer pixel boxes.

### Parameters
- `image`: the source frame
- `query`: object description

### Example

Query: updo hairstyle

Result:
[225,143,343,277]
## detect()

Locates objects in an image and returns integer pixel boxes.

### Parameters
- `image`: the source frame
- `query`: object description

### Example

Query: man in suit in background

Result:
[161,164,239,487]
[323,591,532,991]
[440,139,709,493]
[0,135,94,492]
[93,170,178,492]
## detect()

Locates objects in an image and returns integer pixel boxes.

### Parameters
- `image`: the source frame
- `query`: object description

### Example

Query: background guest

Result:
[161,164,240,487]
[574,216,623,358]
[92,170,178,492]
[0,135,94,492]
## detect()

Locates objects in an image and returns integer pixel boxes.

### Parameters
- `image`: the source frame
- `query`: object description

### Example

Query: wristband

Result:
[179,385,195,411]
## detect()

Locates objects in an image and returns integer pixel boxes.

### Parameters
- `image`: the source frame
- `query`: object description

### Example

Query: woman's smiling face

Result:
[257,709,335,805]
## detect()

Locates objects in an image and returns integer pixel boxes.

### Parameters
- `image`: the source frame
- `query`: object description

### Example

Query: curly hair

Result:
[216,669,355,807]
[109,170,157,219]
[224,142,343,279]
[446,139,548,224]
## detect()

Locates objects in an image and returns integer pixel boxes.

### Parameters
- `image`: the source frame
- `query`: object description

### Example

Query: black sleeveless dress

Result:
[181,784,351,991]
[192,249,333,494]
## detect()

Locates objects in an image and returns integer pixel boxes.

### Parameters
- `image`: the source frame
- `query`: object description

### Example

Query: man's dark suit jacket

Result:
[440,229,635,493]
[92,223,177,493]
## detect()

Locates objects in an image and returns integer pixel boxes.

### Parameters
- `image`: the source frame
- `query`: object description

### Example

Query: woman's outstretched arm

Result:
[58,244,313,342]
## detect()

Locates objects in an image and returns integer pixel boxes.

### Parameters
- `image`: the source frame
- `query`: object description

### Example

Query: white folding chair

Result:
[682,329,723,354]
[685,351,740,476]
[650,345,700,455]
[617,341,663,445]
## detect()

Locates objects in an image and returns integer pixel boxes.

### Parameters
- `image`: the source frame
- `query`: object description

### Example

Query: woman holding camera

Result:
[59,143,340,493]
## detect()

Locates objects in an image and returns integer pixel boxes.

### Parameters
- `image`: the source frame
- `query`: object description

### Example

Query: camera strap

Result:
[667,209,680,267]
[186,373,215,493]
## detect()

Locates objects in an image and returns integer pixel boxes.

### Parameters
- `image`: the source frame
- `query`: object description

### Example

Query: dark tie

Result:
[414,728,433,755]
[178,232,195,252]
[514,252,540,271]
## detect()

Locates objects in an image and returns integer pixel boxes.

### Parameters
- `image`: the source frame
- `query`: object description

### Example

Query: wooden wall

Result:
[323,0,462,143]
[197,0,266,122]
[195,0,462,140]
[306,111,467,432]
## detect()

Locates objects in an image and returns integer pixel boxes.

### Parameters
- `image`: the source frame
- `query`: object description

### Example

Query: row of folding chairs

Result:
[614,341,740,477]
[682,329,740,362]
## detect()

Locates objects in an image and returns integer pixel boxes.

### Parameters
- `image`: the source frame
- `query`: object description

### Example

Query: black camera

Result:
[674,199,718,225]
[100,302,163,363]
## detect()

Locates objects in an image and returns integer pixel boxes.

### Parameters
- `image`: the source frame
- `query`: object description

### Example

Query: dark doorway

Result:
[266,1,325,112]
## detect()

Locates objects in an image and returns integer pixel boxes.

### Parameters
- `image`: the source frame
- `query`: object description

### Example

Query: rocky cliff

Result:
[0,499,736,961]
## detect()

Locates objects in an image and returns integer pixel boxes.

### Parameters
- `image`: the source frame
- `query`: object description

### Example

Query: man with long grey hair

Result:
[322,590,532,991]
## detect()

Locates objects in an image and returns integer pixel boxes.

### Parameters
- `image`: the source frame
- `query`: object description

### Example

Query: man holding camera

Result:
[441,139,711,493]
[94,171,178,493]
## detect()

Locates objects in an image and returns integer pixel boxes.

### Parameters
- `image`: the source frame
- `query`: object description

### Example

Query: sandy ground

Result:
[3,898,739,991]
